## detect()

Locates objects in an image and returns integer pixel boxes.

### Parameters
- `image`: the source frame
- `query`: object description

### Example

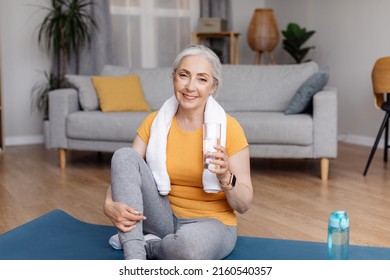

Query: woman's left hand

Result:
[206,145,231,184]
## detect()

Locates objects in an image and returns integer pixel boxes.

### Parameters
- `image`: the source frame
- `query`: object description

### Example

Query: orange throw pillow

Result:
[92,75,151,112]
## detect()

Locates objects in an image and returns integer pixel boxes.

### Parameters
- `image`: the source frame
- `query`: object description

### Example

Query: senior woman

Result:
[103,45,253,260]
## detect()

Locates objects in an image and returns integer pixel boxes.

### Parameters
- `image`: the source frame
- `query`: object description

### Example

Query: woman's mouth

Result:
[182,93,197,100]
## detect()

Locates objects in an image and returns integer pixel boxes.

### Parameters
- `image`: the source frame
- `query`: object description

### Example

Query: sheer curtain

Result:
[68,0,113,75]
[109,0,200,68]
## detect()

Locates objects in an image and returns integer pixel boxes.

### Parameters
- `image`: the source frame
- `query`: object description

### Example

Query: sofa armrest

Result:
[48,88,80,149]
[313,86,338,158]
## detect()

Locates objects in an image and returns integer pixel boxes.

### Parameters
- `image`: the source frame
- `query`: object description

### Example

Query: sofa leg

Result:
[321,158,329,181]
[58,149,66,169]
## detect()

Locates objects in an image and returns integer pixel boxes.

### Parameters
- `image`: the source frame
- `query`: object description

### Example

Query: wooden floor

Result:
[1,142,390,248]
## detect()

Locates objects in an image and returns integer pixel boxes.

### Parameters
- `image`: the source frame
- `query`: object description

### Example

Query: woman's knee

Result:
[112,147,140,165]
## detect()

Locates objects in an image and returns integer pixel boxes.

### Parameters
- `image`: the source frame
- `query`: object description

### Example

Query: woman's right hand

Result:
[103,186,146,232]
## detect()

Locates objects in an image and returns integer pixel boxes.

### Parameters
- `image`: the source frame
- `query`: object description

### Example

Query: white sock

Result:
[109,234,122,250]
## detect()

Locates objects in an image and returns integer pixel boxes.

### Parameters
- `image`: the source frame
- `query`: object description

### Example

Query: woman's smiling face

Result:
[173,55,216,112]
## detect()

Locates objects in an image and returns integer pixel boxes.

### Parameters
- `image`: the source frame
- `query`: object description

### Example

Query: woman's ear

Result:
[212,83,218,94]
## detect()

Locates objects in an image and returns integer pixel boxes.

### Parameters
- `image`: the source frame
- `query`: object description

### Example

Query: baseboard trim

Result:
[338,134,383,149]
[5,135,44,146]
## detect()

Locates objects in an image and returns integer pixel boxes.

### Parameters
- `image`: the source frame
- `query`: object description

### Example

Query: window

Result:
[109,0,199,68]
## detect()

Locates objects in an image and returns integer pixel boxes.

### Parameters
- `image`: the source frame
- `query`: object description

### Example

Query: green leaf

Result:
[34,0,97,84]
[281,22,316,63]
[31,71,61,120]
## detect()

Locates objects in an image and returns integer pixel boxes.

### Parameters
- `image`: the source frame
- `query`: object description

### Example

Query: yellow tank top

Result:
[137,111,248,226]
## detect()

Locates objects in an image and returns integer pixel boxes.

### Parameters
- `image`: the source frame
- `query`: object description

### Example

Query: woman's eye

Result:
[179,73,188,78]
[199,78,207,83]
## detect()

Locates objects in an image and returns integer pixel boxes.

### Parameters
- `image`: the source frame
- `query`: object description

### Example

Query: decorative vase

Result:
[247,9,280,64]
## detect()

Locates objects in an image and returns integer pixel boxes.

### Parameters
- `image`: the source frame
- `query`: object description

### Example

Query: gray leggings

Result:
[111,147,237,260]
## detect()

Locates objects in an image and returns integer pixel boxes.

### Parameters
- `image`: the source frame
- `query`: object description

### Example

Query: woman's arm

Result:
[132,135,147,159]
[208,146,253,214]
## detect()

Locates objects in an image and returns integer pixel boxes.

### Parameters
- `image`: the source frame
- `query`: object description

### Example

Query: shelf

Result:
[192,31,240,64]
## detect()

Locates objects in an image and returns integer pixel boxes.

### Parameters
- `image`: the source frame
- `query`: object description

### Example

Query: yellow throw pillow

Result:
[92,75,151,112]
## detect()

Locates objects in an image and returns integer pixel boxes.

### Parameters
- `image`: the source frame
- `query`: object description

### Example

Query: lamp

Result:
[247,9,280,64]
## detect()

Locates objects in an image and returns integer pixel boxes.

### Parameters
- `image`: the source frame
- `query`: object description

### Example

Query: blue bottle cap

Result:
[329,210,349,229]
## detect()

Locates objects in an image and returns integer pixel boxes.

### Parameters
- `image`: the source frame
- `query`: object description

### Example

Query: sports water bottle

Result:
[327,210,350,260]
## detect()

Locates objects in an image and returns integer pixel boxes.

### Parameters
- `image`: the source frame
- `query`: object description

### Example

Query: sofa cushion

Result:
[99,63,319,113]
[218,62,319,112]
[65,75,99,111]
[136,68,174,110]
[229,112,313,145]
[101,65,173,111]
[66,111,151,142]
[67,111,313,145]
[284,67,330,115]
[92,75,151,112]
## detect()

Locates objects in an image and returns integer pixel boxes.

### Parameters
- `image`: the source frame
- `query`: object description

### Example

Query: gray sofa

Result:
[48,62,337,180]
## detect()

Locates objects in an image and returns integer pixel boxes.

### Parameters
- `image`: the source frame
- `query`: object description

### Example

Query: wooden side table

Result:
[193,32,240,64]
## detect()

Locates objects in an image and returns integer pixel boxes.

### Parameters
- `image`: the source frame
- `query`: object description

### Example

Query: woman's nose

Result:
[185,78,196,91]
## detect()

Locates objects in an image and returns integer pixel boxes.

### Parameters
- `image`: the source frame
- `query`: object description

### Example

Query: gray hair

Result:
[172,45,222,92]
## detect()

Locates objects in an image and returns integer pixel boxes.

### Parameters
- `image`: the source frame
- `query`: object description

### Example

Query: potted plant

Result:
[32,0,97,147]
[31,71,60,121]
[37,0,97,87]
[281,22,316,64]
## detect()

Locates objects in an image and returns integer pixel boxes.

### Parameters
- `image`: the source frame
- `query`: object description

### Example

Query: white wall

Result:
[0,0,50,146]
[266,0,390,146]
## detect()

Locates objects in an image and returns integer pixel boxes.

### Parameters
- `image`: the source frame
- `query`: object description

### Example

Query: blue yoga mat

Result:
[0,209,389,260]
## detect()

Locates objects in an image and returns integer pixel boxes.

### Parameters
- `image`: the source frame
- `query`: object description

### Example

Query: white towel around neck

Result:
[145,95,227,195]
